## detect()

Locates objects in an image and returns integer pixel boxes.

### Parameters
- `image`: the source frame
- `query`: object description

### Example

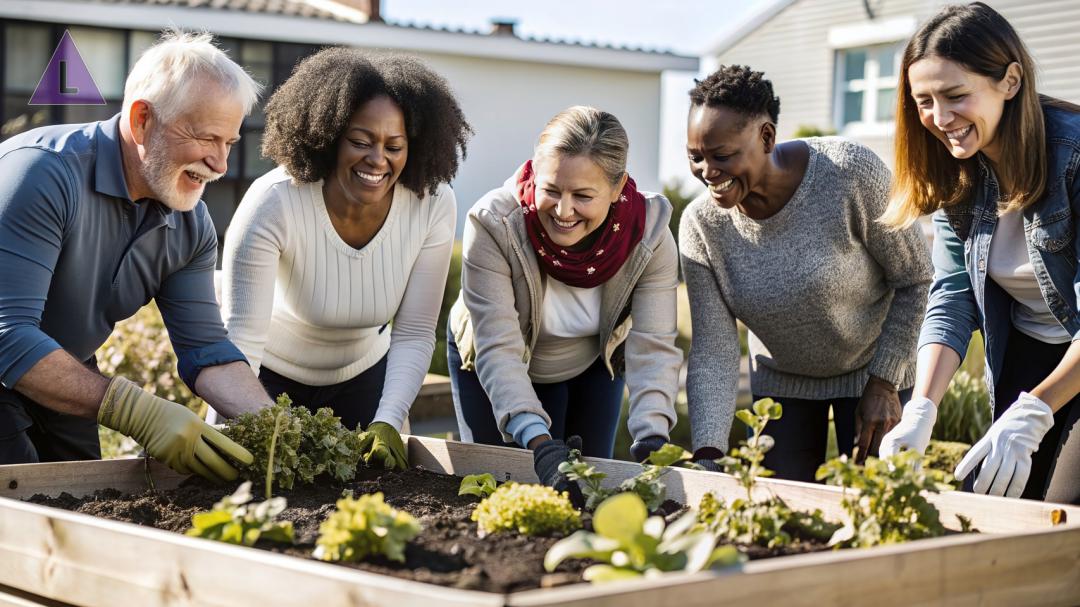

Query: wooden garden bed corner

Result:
[1,436,1078,607]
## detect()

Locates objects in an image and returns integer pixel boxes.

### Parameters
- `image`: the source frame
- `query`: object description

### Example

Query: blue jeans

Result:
[259,355,387,431]
[447,327,625,458]
[750,387,913,483]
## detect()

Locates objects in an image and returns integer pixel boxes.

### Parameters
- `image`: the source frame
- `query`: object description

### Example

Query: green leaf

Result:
[543,530,621,571]
[583,565,643,582]
[644,443,692,467]
[458,473,497,498]
[594,493,647,544]
[734,409,755,428]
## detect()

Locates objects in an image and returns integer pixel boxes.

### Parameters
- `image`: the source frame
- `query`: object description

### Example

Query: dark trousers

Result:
[447,328,625,459]
[258,355,388,431]
[961,326,1080,503]
[751,387,913,483]
[0,390,101,464]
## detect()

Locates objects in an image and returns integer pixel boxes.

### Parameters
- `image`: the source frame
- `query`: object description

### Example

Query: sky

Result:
[381,0,760,190]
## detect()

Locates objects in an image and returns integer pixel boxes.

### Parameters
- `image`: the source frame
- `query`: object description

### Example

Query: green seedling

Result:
[458,473,498,498]
[314,492,421,563]
[185,481,294,546]
[472,482,581,537]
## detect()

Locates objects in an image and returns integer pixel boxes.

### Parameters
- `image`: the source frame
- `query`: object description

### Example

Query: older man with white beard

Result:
[0,31,274,482]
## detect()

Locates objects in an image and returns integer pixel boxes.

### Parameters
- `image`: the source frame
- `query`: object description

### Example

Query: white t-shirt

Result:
[220,166,457,429]
[527,277,602,383]
[987,210,1071,344]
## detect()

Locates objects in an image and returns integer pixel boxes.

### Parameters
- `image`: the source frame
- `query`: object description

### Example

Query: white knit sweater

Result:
[221,166,456,430]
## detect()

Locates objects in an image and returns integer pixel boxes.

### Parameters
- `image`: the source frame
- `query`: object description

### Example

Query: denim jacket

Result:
[919,105,1080,407]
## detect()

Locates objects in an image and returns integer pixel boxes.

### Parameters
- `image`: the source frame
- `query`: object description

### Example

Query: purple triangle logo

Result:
[30,30,106,105]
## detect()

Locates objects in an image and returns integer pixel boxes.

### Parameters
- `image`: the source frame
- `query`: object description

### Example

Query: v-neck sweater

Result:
[221,166,456,430]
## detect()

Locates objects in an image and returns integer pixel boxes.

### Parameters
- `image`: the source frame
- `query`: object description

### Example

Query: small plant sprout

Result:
[458,473,497,498]
[695,399,839,548]
[816,451,962,548]
[314,492,421,563]
[559,443,690,512]
[545,492,743,582]
[185,481,294,546]
[471,483,581,537]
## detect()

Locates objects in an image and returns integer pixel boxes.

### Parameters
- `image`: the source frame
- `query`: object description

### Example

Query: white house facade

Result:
[707,0,1080,166]
[0,0,697,237]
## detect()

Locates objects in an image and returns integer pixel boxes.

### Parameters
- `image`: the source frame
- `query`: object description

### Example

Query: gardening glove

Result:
[532,437,585,509]
[357,422,409,471]
[854,376,903,462]
[691,446,724,472]
[629,435,668,463]
[97,376,253,483]
[879,397,938,458]
[954,392,1054,498]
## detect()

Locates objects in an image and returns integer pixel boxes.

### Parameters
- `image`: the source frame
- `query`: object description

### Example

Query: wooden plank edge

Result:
[0,497,505,607]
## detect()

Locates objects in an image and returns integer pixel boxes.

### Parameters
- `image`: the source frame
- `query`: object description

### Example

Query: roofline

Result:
[0,0,699,73]
[705,0,797,56]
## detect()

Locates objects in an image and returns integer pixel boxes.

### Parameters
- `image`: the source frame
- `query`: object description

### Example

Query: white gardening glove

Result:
[878,396,937,458]
[954,392,1055,498]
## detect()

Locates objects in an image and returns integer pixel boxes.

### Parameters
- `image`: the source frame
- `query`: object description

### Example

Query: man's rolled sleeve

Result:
[175,340,248,390]
[0,148,74,388]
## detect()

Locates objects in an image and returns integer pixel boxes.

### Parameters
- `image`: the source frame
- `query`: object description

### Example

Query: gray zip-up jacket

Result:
[449,171,681,444]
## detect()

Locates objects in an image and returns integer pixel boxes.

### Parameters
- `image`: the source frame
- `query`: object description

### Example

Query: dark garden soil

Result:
[26,466,827,594]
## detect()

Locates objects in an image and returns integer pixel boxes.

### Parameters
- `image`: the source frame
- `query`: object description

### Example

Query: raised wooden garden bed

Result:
[1,436,1077,607]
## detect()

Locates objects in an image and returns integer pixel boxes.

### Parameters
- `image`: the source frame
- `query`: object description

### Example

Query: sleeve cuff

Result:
[176,340,248,393]
[507,412,550,448]
[0,336,62,390]
[867,350,911,388]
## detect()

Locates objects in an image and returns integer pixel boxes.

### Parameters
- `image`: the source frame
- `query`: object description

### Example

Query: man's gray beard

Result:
[142,130,203,211]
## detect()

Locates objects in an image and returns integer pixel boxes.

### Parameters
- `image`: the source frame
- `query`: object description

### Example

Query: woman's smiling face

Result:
[686,104,770,210]
[907,55,1020,163]
[532,152,625,249]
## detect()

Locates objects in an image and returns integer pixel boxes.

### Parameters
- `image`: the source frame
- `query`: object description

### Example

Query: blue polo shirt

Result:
[0,114,246,429]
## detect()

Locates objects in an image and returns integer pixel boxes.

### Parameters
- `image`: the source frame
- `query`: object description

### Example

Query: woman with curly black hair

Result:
[679,65,932,480]
[220,47,471,470]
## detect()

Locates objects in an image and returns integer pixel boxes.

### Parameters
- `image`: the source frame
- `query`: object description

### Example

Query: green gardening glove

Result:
[98,376,254,483]
[357,422,408,471]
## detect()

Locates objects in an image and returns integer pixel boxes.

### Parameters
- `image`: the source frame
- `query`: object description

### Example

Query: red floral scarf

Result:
[516,160,646,288]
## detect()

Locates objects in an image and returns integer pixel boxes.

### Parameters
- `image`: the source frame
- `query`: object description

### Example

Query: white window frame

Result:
[833,42,902,137]
[827,16,915,138]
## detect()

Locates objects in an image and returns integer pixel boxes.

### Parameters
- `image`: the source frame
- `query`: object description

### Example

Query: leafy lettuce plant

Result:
[545,492,743,582]
[471,482,581,537]
[185,481,294,546]
[815,451,961,548]
[314,492,422,563]
[223,395,364,498]
[458,473,497,498]
[696,399,838,548]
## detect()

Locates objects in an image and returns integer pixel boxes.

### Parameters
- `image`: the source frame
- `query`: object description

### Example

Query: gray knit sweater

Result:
[679,137,932,452]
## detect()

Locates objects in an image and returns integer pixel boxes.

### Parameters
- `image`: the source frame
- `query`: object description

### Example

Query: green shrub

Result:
[923,440,970,475]
[95,302,203,412]
[933,369,991,444]
[792,125,837,138]
[315,492,421,563]
[471,483,581,537]
[185,481,294,546]
[816,451,962,548]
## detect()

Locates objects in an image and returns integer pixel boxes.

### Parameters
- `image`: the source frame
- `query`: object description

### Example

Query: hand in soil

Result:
[98,376,253,482]
[854,376,902,463]
[531,438,585,509]
[358,422,409,470]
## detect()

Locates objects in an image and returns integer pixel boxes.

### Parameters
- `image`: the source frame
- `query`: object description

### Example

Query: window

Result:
[835,42,902,133]
[3,23,52,138]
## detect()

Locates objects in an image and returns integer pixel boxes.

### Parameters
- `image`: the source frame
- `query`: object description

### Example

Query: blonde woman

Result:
[447,107,681,502]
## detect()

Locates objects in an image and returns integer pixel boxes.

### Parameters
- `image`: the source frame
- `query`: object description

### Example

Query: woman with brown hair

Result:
[879,2,1080,503]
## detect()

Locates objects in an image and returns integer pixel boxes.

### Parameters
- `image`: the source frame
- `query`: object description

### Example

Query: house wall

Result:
[413,52,663,227]
[712,0,1080,167]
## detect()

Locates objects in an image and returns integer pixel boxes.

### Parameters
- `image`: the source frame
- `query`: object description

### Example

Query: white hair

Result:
[122,29,262,124]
